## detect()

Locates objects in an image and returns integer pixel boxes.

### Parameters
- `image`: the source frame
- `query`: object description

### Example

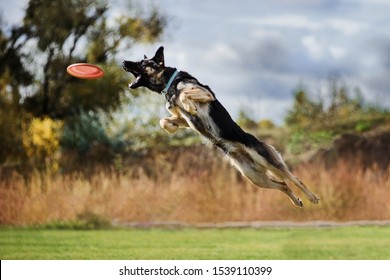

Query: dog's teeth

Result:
[128,83,133,89]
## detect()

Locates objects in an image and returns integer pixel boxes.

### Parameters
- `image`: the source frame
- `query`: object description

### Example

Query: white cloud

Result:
[203,43,240,64]
[302,38,348,61]
[259,14,321,30]
[355,0,390,5]
[235,14,322,31]
[329,46,347,59]
[302,35,324,60]
[326,18,369,36]
[236,14,370,37]
[249,28,283,41]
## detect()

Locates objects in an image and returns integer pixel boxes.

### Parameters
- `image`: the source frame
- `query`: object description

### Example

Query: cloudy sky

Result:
[1,0,390,124]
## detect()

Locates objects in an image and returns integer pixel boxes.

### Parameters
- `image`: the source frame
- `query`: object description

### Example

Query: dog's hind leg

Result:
[235,164,304,207]
[227,146,303,207]
[250,174,304,207]
[289,174,319,204]
[270,168,320,204]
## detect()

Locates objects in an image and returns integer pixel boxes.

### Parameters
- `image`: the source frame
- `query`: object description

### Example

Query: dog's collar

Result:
[161,70,179,96]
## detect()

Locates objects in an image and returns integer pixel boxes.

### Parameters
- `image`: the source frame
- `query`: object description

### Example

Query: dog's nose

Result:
[122,61,128,71]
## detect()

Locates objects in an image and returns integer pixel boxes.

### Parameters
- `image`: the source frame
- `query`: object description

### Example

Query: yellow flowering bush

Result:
[22,117,63,170]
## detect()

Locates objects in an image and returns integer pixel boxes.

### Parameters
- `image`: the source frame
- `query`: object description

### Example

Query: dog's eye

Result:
[142,60,158,68]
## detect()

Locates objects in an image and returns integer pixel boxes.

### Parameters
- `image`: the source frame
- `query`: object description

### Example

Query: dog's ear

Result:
[152,46,164,66]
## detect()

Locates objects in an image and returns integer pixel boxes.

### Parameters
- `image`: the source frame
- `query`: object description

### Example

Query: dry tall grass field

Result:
[1,147,389,226]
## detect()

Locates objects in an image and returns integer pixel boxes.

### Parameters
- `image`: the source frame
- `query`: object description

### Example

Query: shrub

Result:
[22,117,63,171]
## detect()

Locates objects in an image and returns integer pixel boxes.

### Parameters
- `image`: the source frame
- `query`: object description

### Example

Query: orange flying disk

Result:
[67,63,105,79]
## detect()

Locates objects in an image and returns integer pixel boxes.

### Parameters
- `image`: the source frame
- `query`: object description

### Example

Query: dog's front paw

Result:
[159,118,179,133]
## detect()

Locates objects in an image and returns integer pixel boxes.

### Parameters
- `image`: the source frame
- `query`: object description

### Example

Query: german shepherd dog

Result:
[123,46,319,207]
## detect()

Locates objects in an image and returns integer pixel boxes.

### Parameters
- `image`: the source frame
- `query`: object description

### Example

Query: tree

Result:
[0,22,33,165]
[0,0,167,164]
[284,78,388,155]
[258,119,275,129]
[1,0,166,119]
[285,86,324,130]
[237,109,257,130]
[286,78,385,132]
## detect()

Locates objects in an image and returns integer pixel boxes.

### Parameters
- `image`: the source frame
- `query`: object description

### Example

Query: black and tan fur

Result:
[123,46,319,207]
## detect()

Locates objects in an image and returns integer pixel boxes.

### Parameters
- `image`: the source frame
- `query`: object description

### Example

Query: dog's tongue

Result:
[128,75,141,89]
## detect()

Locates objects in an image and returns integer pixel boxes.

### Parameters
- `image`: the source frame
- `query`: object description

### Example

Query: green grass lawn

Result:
[1,226,389,260]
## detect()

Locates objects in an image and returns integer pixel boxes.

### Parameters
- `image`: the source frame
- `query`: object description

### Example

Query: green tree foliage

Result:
[11,0,166,118]
[286,79,386,131]
[258,119,276,129]
[285,78,388,154]
[61,109,129,153]
[0,24,33,165]
[237,109,257,130]
[285,87,323,130]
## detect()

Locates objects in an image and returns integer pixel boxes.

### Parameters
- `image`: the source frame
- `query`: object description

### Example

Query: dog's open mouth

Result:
[122,61,144,89]
[129,74,142,89]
